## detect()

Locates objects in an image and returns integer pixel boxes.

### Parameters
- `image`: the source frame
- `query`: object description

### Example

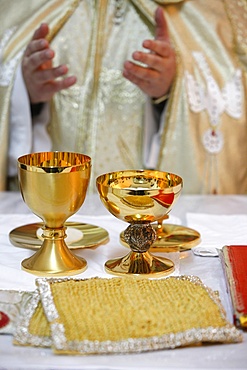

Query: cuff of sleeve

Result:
[151,93,170,105]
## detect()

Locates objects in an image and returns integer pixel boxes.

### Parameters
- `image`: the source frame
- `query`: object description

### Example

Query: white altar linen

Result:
[186,213,247,257]
[0,192,247,369]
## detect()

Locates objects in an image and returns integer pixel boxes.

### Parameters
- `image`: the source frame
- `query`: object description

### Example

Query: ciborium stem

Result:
[105,222,174,277]
[124,223,156,253]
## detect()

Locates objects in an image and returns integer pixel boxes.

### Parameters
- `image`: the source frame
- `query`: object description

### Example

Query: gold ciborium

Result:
[18,152,91,276]
[96,170,183,277]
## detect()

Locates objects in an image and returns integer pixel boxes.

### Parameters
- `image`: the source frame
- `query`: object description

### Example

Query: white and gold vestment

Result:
[0,0,246,193]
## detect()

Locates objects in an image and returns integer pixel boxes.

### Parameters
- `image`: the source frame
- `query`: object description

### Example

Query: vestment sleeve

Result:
[143,98,167,169]
[8,64,51,177]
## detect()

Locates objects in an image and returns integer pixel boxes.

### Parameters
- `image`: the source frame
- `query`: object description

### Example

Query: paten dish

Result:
[9,222,109,250]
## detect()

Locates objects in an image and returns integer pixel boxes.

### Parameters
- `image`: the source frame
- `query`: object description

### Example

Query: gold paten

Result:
[17,152,91,276]
[120,223,201,252]
[96,170,182,277]
[9,222,109,250]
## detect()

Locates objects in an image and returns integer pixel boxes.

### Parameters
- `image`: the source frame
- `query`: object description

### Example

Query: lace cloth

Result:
[13,276,242,355]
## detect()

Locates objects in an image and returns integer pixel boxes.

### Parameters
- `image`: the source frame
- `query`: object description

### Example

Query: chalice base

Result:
[21,238,87,276]
[105,251,174,277]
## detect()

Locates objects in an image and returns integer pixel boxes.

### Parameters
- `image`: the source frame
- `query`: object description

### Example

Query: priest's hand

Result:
[21,23,77,104]
[122,7,176,99]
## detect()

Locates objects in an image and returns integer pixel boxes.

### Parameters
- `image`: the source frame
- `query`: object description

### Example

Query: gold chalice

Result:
[96,170,182,277]
[18,152,91,276]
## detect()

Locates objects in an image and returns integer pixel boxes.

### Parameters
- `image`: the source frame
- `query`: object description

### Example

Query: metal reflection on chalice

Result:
[96,170,183,277]
[17,151,91,276]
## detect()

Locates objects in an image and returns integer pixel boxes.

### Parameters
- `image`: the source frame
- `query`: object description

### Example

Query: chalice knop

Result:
[18,152,91,276]
[96,170,183,276]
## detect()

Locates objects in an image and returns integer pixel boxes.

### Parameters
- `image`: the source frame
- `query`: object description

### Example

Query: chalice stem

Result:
[21,225,87,275]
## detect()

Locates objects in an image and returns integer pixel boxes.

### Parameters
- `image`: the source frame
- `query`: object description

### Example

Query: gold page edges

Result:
[13,276,242,354]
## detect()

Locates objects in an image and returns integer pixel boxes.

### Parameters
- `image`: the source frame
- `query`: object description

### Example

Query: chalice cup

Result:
[18,152,91,276]
[96,170,183,277]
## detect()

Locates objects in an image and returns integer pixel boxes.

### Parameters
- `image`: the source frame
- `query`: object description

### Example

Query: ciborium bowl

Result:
[96,170,183,277]
[18,151,91,276]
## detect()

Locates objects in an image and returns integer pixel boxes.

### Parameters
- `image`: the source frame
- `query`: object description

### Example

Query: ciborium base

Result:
[105,251,174,277]
[21,231,87,276]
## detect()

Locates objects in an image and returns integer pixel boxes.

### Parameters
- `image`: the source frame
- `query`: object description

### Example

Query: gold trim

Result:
[4,0,80,61]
